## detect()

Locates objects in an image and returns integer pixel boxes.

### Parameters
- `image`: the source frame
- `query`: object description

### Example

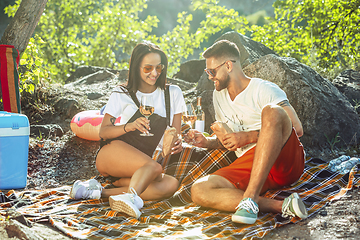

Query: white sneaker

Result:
[282,193,308,219]
[70,179,103,200]
[109,188,143,219]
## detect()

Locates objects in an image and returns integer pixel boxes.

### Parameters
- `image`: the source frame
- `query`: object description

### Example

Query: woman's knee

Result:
[146,160,163,176]
[163,176,179,198]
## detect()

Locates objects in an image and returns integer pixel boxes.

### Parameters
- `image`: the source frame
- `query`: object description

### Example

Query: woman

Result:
[70,42,186,219]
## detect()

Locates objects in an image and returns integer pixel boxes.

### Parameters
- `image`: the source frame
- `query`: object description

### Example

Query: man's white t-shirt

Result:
[104,85,186,148]
[213,78,288,157]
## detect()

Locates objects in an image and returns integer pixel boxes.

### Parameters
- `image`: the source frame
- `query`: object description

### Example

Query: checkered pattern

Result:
[1,152,359,239]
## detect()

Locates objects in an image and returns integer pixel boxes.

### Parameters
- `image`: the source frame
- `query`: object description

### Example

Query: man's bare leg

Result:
[242,104,292,203]
[191,175,282,213]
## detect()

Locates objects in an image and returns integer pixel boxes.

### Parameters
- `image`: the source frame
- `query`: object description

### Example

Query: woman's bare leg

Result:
[96,140,178,200]
[102,174,179,200]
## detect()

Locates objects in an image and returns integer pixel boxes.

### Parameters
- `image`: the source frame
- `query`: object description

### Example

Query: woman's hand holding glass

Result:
[124,117,151,135]
[139,95,154,136]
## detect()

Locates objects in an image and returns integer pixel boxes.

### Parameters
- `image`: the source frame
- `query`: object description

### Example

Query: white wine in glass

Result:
[139,95,154,136]
[182,103,197,128]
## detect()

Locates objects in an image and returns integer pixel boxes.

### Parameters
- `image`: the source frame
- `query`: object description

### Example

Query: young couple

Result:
[70,40,308,224]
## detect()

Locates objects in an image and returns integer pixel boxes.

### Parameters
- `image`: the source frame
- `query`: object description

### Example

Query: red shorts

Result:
[212,128,305,194]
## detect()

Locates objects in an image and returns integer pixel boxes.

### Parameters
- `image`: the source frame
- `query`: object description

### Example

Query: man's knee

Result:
[261,104,291,128]
[191,175,215,206]
[191,175,233,207]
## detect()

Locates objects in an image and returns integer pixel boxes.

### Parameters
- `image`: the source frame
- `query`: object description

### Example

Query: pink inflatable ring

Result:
[70,110,120,141]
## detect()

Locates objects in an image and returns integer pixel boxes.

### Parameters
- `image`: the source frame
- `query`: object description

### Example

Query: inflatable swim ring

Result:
[70,108,121,141]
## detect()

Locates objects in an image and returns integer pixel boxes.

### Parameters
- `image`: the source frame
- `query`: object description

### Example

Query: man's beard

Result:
[215,75,230,91]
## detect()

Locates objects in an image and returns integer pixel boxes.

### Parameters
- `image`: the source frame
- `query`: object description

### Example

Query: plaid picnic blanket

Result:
[1,147,360,240]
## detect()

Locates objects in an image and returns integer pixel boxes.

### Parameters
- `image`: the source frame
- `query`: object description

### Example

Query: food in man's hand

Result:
[210,121,233,144]
[162,127,178,157]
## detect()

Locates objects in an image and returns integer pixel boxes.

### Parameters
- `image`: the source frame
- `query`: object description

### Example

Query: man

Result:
[185,40,308,224]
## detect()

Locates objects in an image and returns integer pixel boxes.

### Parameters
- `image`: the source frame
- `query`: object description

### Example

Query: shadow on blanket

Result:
[1,147,360,239]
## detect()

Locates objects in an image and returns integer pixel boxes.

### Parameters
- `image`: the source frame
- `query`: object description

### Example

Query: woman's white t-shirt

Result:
[104,85,186,148]
[213,78,288,157]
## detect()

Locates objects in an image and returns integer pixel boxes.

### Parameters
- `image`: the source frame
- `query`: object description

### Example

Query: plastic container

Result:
[328,155,350,172]
[335,157,360,174]
[0,111,30,189]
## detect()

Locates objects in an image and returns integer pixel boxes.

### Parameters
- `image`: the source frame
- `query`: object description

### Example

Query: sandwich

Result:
[210,121,233,144]
[162,127,178,157]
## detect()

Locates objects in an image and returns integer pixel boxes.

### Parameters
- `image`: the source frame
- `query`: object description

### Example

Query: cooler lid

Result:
[0,111,30,129]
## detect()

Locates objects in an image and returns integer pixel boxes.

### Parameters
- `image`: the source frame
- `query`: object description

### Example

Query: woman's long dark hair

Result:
[126,42,168,92]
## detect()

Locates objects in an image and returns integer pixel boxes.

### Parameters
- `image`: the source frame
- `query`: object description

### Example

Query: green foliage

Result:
[325,132,340,154]
[250,0,360,79]
[5,0,359,90]
[36,0,159,82]
[155,0,248,75]
[19,35,50,94]
[3,0,20,17]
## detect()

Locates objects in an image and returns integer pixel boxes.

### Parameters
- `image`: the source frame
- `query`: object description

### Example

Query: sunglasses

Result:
[204,60,236,77]
[142,64,165,74]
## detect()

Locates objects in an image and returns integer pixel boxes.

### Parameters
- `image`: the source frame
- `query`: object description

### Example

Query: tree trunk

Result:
[0,0,48,56]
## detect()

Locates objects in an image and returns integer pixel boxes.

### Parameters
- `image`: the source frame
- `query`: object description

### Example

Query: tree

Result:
[250,0,360,78]
[0,0,47,104]
[0,0,47,56]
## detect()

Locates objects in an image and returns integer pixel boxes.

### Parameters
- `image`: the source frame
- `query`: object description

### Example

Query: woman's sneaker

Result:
[70,179,103,200]
[231,198,259,224]
[109,188,143,219]
[282,193,308,219]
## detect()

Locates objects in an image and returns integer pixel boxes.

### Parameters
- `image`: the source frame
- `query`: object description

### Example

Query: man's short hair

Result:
[202,40,240,60]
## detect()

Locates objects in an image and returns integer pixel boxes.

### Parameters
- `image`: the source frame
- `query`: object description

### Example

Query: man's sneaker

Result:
[109,188,143,219]
[70,179,102,200]
[232,198,259,224]
[282,193,308,219]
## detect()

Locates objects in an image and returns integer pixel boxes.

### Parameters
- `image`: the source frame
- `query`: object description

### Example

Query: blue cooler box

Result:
[0,111,30,189]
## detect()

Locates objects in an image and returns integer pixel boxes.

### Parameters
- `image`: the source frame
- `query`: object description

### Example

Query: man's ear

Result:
[226,60,233,72]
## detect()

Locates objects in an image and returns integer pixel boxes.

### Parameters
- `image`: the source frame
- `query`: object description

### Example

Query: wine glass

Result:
[139,95,154,136]
[182,103,197,129]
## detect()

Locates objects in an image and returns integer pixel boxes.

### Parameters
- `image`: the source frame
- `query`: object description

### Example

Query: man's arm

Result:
[277,100,303,137]
[222,130,259,151]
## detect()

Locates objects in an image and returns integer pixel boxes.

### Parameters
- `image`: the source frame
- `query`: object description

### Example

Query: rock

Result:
[86,92,104,100]
[173,59,206,83]
[65,65,121,84]
[167,77,196,91]
[332,69,360,113]
[243,54,360,150]
[53,98,79,119]
[69,70,116,86]
[196,72,215,92]
[30,124,64,139]
[200,90,216,132]
[4,219,43,240]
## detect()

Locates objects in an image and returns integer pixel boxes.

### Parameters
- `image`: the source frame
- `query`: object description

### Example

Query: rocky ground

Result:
[1,69,360,239]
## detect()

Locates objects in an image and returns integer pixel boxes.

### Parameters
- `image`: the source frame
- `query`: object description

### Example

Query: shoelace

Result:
[82,187,95,199]
[120,187,138,203]
[82,181,102,199]
[282,198,295,218]
[235,198,259,214]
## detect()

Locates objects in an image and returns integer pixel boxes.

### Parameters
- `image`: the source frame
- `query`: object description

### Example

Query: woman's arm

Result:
[99,113,150,140]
